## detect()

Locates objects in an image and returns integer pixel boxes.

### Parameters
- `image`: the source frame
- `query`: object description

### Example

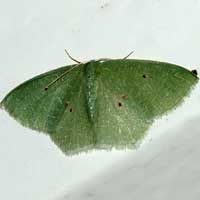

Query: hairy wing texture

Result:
[1,59,198,154]
[1,64,95,154]
[93,60,198,148]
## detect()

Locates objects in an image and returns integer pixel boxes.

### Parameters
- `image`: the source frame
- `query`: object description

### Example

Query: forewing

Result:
[94,59,198,148]
[1,64,95,154]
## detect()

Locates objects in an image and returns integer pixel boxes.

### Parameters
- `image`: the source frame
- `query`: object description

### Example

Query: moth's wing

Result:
[1,64,95,154]
[1,60,198,154]
[94,59,198,148]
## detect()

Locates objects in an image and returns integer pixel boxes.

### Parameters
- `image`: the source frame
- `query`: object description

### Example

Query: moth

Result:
[1,51,198,155]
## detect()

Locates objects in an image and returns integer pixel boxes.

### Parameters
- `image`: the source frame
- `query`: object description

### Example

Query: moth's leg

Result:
[44,64,81,91]
[191,69,198,76]
[123,51,134,59]
[64,49,82,64]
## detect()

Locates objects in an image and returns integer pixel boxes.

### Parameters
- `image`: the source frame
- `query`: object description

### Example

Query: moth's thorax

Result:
[83,62,99,125]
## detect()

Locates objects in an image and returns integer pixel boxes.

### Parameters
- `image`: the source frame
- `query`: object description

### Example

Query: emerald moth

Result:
[0,53,198,155]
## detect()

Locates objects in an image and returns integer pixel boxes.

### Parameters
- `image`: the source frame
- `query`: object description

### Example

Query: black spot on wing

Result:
[142,74,147,79]
[118,102,122,107]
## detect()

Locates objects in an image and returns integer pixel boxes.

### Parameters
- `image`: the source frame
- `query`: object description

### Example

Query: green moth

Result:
[0,54,198,155]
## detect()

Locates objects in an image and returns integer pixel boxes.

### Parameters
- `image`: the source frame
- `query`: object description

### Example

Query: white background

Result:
[0,0,200,200]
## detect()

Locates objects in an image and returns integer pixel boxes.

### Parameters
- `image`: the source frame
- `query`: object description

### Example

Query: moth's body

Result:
[1,59,198,155]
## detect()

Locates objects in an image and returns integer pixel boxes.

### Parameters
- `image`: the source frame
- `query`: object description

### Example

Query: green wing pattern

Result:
[92,60,198,148]
[1,64,96,154]
[1,59,198,154]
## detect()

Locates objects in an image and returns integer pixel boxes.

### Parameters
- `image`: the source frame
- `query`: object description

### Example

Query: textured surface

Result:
[1,1,200,200]
[1,59,198,154]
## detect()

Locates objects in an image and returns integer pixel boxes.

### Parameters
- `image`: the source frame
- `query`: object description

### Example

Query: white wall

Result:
[0,1,200,200]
